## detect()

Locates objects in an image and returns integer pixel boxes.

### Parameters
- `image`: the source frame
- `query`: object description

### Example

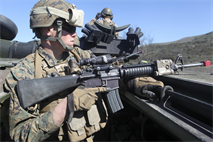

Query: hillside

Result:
[135,31,213,64]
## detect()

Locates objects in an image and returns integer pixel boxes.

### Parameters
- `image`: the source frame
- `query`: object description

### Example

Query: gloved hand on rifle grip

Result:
[67,85,109,112]
[66,85,110,123]
[126,27,143,48]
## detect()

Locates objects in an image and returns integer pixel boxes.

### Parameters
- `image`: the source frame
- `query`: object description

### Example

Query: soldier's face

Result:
[61,30,77,47]
[46,26,76,50]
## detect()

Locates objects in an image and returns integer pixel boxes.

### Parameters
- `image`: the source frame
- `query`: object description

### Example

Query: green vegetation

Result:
[135,31,213,64]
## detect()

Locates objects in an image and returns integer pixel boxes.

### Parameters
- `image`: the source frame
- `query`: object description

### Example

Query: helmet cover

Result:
[30,0,84,29]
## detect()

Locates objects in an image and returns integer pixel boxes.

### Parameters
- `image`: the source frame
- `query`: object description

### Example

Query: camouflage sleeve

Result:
[88,18,97,25]
[97,19,104,25]
[4,58,59,141]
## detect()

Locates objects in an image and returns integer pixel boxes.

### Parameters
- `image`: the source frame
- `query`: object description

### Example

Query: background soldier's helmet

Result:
[101,7,113,20]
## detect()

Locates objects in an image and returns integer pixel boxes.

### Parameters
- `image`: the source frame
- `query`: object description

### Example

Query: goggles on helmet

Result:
[62,22,76,34]
[53,19,76,34]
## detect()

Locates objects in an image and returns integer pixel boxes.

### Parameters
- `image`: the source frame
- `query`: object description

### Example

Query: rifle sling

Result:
[69,48,82,63]
[35,49,43,79]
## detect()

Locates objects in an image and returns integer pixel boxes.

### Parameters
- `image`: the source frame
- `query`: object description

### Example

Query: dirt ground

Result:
[166,65,213,84]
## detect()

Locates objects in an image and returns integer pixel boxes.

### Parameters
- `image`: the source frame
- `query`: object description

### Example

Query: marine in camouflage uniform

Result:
[89,7,119,37]
[3,1,164,141]
[4,0,109,141]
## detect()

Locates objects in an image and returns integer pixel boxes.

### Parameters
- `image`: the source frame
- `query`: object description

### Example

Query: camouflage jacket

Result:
[4,46,93,141]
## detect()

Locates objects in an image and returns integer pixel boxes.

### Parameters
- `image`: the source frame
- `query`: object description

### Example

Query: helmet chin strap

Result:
[40,19,74,51]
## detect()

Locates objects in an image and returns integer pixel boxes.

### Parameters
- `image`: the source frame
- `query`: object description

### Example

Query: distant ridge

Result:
[135,31,213,64]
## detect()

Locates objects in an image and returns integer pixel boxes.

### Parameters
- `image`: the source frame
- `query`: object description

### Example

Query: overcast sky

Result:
[0,0,212,43]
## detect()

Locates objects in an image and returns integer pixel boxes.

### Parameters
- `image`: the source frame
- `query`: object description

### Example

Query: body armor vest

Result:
[27,48,108,141]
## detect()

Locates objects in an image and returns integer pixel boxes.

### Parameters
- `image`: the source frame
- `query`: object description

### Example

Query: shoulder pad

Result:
[10,58,35,81]
[25,53,35,63]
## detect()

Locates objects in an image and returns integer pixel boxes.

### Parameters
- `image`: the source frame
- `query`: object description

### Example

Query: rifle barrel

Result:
[178,62,204,69]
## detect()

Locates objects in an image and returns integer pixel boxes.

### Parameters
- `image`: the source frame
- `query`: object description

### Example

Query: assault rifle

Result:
[17,54,211,113]
[78,50,143,66]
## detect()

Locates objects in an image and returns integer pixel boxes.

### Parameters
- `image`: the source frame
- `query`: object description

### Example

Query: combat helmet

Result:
[101,8,113,20]
[30,0,84,50]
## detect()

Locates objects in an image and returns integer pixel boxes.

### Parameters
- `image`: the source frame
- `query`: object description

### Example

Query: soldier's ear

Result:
[39,27,49,36]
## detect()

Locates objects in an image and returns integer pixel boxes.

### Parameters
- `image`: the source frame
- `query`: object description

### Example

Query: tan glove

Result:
[67,85,107,123]
[124,76,164,101]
